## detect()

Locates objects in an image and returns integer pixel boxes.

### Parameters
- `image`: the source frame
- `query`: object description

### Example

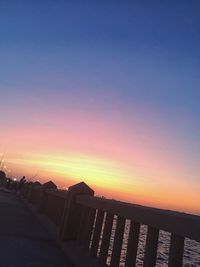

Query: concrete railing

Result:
[76,195,200,267]
[42,189,68,226]
[19,181,200,267]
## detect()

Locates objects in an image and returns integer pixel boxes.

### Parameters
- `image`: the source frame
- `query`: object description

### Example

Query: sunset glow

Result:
[1,1,200,215]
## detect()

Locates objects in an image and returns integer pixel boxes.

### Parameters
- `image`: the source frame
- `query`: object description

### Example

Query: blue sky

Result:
[1,1,200,105]
[1,0,200,138]
[0,1,200,212]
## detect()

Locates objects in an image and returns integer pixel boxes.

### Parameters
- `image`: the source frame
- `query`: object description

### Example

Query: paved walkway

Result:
[0,189,74,267]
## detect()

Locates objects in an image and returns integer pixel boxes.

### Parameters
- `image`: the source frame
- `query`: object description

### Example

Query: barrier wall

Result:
[20,181,200,267]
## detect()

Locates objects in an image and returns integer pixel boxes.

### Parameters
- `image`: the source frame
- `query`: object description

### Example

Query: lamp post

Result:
[0,153,3,168]
[0,159,5,171]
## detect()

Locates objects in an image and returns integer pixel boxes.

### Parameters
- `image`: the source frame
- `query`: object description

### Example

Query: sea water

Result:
[96,217,200,266]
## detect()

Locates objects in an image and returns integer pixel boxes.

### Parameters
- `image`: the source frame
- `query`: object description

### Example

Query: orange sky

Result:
[1,0,200,217]
[1,101,199,215]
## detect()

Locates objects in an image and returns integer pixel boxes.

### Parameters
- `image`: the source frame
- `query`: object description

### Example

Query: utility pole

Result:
[0,153,3,169]
[0,160,5,171]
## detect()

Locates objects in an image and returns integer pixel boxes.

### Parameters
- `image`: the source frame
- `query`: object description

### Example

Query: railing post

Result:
[27,181,41,202]
[37,181,57,213]
[77,206,91,244]
[27,182,34,201]
[143,226,159,267]
[125,221,140,267]
[59,182,94,241]
[110,216,126,267]
[90,209,104,257]
[77,206,96,249]
[23,183,30,198]
[19,182,27,197]
[168,234,184,267]
[99,213,114,265]
[83,208,96,249]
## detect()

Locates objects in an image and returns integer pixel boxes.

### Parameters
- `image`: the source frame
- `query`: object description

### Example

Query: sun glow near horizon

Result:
[1,0,200,215]
[2,100,200,215]
[5,148,200,215]
[11,151,135,189]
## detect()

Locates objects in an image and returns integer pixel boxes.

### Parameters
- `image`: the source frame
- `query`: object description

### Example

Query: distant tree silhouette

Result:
[0,170,6,180]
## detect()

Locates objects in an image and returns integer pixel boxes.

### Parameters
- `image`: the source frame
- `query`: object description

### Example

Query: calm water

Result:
[95,217,200,266]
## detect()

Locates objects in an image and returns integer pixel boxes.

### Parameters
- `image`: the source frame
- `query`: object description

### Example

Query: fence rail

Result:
[77,195,200,242]
[76,195,200,267]
[18,180,200,267]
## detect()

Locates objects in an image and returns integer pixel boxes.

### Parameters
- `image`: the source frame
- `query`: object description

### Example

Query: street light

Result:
[0,153,3,167]
[0,159,5,171]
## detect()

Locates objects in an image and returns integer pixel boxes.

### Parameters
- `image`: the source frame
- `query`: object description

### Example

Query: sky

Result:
[0,0,200,214]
